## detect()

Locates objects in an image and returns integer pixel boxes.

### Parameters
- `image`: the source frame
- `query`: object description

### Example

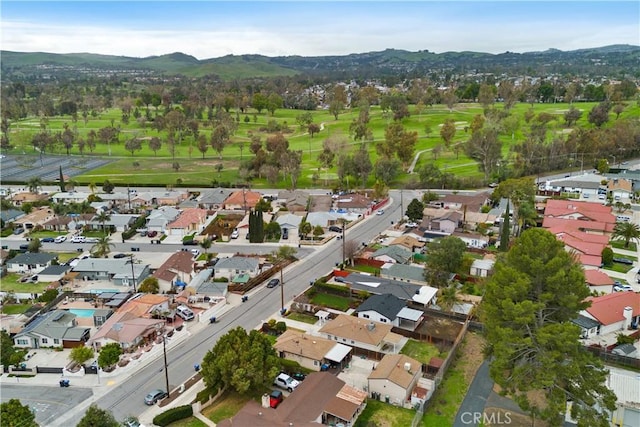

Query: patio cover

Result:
[325,343,352,363]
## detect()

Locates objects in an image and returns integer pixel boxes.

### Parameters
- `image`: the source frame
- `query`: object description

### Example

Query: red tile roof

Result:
[584,270,615,286]
[542,217,614,234]
[544,199,616,224]
[223,190,262,209]
[167,208,207,229]
[584,292,640,326]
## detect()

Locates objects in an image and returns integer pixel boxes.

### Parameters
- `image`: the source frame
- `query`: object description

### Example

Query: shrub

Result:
[195,385,219,404]
[152,405,193,426]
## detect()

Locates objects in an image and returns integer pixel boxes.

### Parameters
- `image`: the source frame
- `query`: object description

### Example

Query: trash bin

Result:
[59,379,70,387]
[194,364,200,372]
[209,316,216,324]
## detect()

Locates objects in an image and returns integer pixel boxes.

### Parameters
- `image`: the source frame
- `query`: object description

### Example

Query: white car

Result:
[405,222,418,228]
[274,373,300,392]
[613,283,633,292]
[230,230,239,239]
[71,235,85,243]
[376,209,384,215]
[54,236,67,243]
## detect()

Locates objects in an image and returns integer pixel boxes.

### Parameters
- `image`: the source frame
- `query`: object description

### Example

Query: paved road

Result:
[1,384,93,426]
[47,190,412,425]
[453,360,494,427]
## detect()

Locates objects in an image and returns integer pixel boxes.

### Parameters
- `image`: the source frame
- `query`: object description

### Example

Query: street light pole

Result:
[163,333,170,397]
[129,254,137,292]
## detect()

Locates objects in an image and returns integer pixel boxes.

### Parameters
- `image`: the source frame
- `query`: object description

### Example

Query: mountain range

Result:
[2,45,638,80]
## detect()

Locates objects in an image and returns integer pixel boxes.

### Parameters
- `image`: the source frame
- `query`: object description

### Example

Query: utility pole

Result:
[129,254,137,292]
[341,218,346,268]
[163,333,170,396]
[399,189,404,224]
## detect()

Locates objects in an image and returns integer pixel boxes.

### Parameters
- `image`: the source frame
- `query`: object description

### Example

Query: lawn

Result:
[57,252,80,263]
[0,273,50,293]
[286,312,318,324]
[400,339,443,365]
[309,293,351,311]
[167,418,207,427]
[349,265,380,274]
[421,366,467,426]
[610,239,637,251]
[603,263,635,274]
[354,399,415,427]
[1,304,33,314]
[202,390,265,423]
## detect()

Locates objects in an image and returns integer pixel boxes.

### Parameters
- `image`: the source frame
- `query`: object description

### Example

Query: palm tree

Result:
[88,182,97,194]
[612,221,640,248]
[28,177,43,194]
[200,238,212,257]
[91,235,114,258]
[94,211,111,235]
[299,221,312,241]
[438,284,459,312]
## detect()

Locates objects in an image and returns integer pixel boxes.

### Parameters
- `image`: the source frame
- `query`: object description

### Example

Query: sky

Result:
[1,1,638,59]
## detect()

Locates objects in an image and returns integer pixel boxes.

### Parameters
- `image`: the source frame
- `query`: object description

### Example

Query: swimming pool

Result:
[67,308,96,318]
[87,289,120,294]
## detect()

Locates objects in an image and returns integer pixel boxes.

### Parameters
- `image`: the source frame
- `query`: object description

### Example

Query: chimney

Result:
[404,362,411,371]
[367,322,375,331]
[623,306,633,330]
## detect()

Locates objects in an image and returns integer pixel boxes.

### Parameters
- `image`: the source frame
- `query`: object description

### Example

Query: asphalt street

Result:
[42,190,413,425]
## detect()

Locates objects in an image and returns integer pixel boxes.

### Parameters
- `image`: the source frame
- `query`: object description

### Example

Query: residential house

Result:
[7,253,57,274]
[217,372,366,427]
[380,263,426,284]
[470,258,495,278]
[97,192,131,209]
[584,270,615,294]
[368,354,422,406]
[577,293,640,337]
[88,214,139,233]
[422,207,496,232]
[451,231,489,249]
[130,190,189,207]
[437,192,490,212]
[355,294,406,327]
[318,314,402,355]
[276,212,303,230]
[308,194,333,212]
[342,272,436,303]
[72,258,150,287]
[539,173,603,199]
[278,190,309,212]
[197,188,233,210]
[118,294,171,318]
[146,206,180,233]
[0,208,24,224]
[543,199,616,227]
[13,310,90,349]
[371,246,413,264]
[152,251,196,292]
[87,311,165,351]
[41,215,73,232]
[608,178,633,202]
[422,211,461,236]
[213,256,260,280]
[335,193,373,214]
[14,207,55,230]
[50,191,90,204]
[306,211,340,228]
[37,265,71,283]
[390,235,425,253]
[166,208,208,237]
[10,192,49,207]
[274,329,352,371]
[223,190,262,211]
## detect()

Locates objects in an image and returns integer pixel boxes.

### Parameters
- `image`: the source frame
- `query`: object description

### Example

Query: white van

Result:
[176,305,195,321]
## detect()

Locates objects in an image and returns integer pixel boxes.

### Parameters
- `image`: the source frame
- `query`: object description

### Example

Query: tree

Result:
[148,136,161,156]
[200,237,212,255]
[464,127,502,182]
[0,399,38,427]
[124,137,142,156]
[102,180,114,194]
[91,235,114,258]
[587,102,611,128]
[27,177,42,194]
[440,119,456,148]
[483,228,616,426]
[27,237,41,253]
[601,247,614,266]
[1,330,22,367]
[77,404,119,427]
[405,198,424,222]
[69,346,94,366]
[59,165,66,192]
[248,210,264,243]
[94,211,111,234]
[344,239,359,266]
[211,124,230,159]
[612,221,640,248]
[423,236,466,288]
[264,221,282,240]
[564,106,583,127]
[267,93,283,116]
[308,123,321,138]
[201,326,280,394]
[312,225,324,240]
[299,221,312,240]
[138,276,159,294]
[97,342,122,369]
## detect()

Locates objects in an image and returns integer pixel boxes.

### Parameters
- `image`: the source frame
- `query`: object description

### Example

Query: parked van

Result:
[176,305,195,321]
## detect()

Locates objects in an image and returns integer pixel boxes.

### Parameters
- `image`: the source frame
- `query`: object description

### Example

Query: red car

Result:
[147,230,158,238]
[269,390,283,408]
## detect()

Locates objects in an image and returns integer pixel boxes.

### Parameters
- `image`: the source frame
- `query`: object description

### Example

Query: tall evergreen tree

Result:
[500,202,510,251]
[59,165,65,192]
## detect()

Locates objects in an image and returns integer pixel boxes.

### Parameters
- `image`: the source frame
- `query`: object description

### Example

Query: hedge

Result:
[313,281,351,297]
[195,384,219,405]
[152,404,193,426]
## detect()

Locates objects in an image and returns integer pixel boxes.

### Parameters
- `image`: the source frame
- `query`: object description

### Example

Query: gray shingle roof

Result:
[7,252,57,265]
[355,293,406,320]
[572,315,600,329]
[213,257,259,271]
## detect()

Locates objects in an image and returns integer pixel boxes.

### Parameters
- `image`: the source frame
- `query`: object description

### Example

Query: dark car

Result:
[144,389,167,405]
[613,257,634,265]
[183,240,198,246]
[328,225,343,233]
[147,230,158,238]
[290,372,306,381]
[41,237,55,243]
[113,253,127,259]
[266,278,280,288]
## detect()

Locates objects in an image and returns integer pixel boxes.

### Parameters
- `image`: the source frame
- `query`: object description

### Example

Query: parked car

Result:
[147,230,158,238]
[144,389,167,405]
[274,373,300,392]
[613,283,633,292]
[113,253,127,259]
[613,257,634,265]
[122,417,145,427]
[269,389,284,408]
[266,278,280,288]
[230,229,239,239]
[41,237,55,243]
[71,235,86,243]
[282,228,288,240]
[183,240,198,246]
[405,222,418,228]
[328,225,343,233]
[13,228,24,235]
[190,249,200,257]
[289,372,306,381]
[54,236,67,243]
[376,209,384,215]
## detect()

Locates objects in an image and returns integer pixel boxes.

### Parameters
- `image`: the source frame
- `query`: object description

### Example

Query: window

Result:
[16,339,29,346]
[314,361,319,366]
[362,314,369,319]
[380,318,387,323]
[351,340,354,344]
[54,339,60,344]
[41,338,48,344]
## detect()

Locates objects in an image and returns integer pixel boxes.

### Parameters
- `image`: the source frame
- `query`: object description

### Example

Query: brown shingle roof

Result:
[318,314,392,347]
[368,353,421,388]
[274,329,336,361]
[153,251,194,282]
